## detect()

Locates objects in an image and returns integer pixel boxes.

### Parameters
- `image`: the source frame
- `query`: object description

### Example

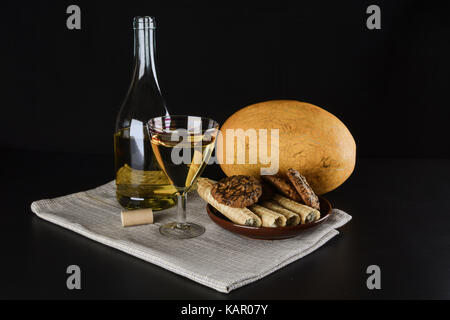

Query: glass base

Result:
[159,222,205,239]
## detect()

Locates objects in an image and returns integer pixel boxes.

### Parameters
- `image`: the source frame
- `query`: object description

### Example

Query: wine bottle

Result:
[114,16,176,210]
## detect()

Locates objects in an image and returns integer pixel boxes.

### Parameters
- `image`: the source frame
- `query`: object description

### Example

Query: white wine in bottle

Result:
[114,16,176,210]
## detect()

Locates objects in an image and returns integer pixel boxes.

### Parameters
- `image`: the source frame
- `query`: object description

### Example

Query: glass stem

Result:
[176,192,187,227]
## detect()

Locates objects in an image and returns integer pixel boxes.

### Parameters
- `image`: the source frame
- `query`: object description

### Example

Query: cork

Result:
[121,208,154,227]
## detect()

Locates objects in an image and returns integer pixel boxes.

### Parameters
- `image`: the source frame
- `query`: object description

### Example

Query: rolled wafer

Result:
[197,178,262,227]
[273,194,320,224]
[261,200,301,226]
[262,175,303,202]
[249,204,287,227]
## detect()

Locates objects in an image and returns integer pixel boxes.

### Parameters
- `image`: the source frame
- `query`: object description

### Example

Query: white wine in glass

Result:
[147,115,219,239]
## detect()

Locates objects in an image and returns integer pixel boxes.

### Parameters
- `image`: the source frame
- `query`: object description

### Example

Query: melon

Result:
[216,100,356,195]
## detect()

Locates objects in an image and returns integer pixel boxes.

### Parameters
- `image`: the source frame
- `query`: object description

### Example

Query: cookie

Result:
[261,174,303,202]
[211,175,262,208]
[286,168,320,211]
[260,180,276,202]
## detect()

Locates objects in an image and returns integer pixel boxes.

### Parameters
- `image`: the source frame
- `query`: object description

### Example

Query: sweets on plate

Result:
[273,194,320,224]
[248,204,287,227]
[199,170,322,229]
[197,178,262,227]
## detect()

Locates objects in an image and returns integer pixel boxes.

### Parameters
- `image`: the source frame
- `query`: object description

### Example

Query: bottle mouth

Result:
[133,16,156,29]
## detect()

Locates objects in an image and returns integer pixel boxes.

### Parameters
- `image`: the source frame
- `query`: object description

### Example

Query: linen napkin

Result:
[31,181,351,293]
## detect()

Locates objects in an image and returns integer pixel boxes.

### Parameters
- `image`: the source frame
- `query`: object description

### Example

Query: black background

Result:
[4,0,450,158]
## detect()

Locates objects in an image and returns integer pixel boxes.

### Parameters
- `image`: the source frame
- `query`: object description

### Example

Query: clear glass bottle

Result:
[114,16,176,210]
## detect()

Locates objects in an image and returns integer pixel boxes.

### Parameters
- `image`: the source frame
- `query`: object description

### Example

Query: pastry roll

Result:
[197,178,262,227]
[249,204,287,227]
[261,200,300,226]
[273,194,320,224]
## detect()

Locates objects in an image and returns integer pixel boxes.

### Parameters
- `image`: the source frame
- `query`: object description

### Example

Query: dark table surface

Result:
[1,148,449,299]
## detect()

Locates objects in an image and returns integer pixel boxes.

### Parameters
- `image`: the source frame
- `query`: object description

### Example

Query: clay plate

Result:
[206,196,332,240]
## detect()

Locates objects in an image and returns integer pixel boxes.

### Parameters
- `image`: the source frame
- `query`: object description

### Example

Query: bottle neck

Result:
[133,22,160,89]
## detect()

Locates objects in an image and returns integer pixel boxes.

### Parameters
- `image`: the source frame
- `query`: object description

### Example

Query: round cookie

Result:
[211,175,262,208]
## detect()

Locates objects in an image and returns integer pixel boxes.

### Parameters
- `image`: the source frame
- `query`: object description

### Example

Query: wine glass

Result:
[147,115,219,239]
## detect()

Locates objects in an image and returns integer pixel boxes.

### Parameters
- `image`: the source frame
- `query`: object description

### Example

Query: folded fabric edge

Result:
[30,205,230,293]
[225,229,340,292]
